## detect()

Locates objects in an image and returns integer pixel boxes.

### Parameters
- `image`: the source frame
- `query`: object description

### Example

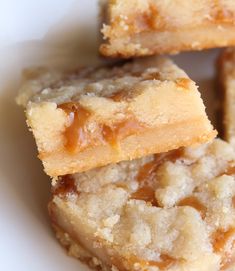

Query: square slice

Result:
[218,48,235,148]
[17,57,216,177]
[100,0,235,57]
[49,139,235,271]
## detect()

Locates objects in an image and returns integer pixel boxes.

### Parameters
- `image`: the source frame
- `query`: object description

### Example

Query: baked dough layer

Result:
[100,0,235,57]
[49,139,235,271]
[17,57,215,177]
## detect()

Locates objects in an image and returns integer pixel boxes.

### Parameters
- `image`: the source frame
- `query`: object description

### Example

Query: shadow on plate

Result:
[0,83,50,226]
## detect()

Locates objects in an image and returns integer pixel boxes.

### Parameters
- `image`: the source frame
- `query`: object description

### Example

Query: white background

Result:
[0,1,220,270]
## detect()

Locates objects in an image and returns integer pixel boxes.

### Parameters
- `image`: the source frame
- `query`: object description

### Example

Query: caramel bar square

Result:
[49,139,235,271]
[17,57,216,177]
[100,0,235,57]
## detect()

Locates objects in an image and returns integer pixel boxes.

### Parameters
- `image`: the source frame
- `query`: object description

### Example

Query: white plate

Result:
[0,1,221,270]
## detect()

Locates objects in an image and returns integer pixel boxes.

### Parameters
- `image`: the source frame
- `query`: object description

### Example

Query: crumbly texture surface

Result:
[55,226,111,271]
[218,48,235,148]
[100,0,235,57]
[16,57,215,177]
[49,139,235,271]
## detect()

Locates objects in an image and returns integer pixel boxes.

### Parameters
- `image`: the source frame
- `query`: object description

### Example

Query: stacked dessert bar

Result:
[100,0,235,57]
[17,1,235,271]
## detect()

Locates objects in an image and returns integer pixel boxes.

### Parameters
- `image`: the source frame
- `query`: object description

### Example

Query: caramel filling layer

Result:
[131,186,157,206]
[53,175,77,197]
[178,197,207,219]
[212,228,235,269]
[59,102,145,153]
[175,78,191,89]
[131,149,182,206]
[102,119,144,148]
[213,228,235,253]
[109,90,128,102]
[233,196,235,208]
[58,103,91,153]
[225,166,235,176]
[217,164,235,178]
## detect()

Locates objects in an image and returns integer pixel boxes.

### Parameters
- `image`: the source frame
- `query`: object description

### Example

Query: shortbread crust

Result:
[17,57,215,177]
[49,139,235,271]
[100,0,235,57]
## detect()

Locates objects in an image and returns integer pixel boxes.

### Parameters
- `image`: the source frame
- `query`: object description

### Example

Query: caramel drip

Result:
[175,78,191,89]
[178,197,207,219]
[115,119,144,140]
[232,196,235,208]
[216,165,235,178]
[59,102,146,152]
[53,175,77,197]
[109,90,127,102]
[130,159,158,206]
[102,118,144,147]
[225,166,235,176]
[143,71,160,80]
[137,149,183,184]
[137,160,158,184]
[213,7,234,24]
[131,186,158,206]
[213,228,235,253]
[135,4,159,31]
[147,255,175,269]
[131,149,183,206]
[156,148,183,165]
[116,183,129,190]
[102,125,117,147]
[58,102,91,153]
[212,228,235,268]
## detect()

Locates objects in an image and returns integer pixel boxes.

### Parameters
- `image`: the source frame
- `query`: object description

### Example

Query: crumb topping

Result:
[17,57,188,107]
[53,139,235,271]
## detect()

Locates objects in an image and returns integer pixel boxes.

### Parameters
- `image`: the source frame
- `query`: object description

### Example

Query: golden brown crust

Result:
[53,226,235,271]
[50,223,116,271]
[100,0,235,57]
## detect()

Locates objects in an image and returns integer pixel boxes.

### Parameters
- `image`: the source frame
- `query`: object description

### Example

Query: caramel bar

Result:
[17,57,215,177]
[100,0,235,57]
[49,139,235,271]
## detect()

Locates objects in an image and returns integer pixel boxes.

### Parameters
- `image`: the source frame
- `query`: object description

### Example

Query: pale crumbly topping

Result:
[71,155,152,193]
[52,139,235,271]
[16,57,188,107]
